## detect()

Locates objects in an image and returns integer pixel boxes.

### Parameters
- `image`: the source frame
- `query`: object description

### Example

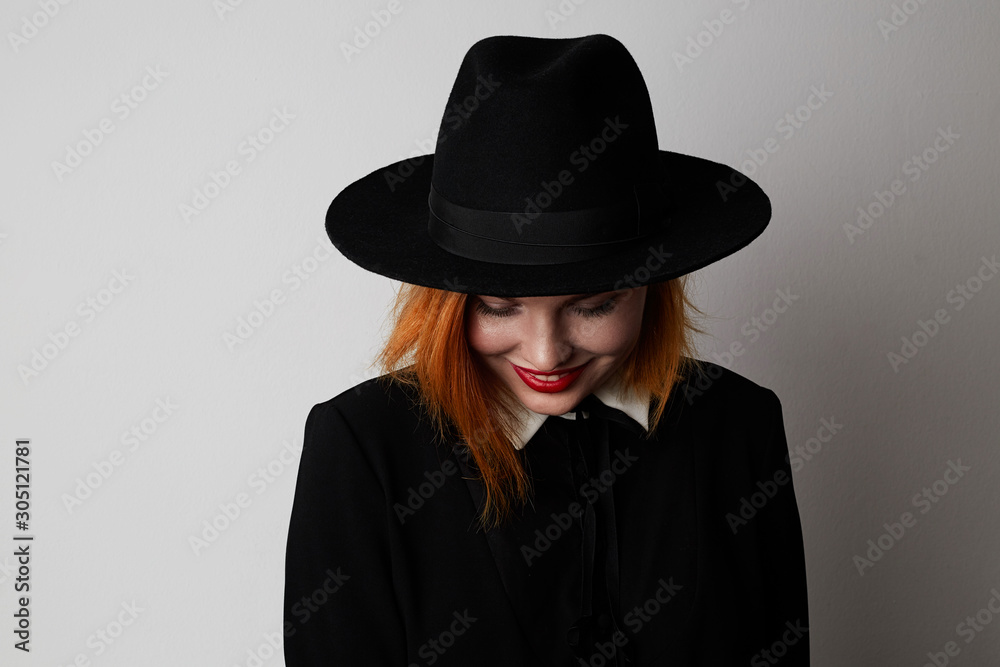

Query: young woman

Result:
[284,34,809,666]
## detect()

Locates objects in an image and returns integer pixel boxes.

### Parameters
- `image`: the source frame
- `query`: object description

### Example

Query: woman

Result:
[284,34,809,665]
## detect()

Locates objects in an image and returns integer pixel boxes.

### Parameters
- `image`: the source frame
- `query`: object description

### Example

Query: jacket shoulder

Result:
[306,372,438,444]
[321,372,425,420]
[302,373,445,476]
[671,358,780,414]
[666,359,787,482]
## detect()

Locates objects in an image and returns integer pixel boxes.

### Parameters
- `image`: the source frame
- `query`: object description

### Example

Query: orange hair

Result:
[373,279,707,530]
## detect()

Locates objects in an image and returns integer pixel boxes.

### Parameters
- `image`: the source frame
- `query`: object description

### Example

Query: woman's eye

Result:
[572,296,618,318]
[474,296,619,319]
[475,301,516,318]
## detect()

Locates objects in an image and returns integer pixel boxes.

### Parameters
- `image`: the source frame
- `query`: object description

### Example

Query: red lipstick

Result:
[511,360,591,393]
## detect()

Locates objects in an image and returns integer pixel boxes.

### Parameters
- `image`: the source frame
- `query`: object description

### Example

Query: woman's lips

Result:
[510,360,591,393]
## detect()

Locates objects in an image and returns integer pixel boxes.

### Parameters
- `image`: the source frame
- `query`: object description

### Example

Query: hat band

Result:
[427,186,652,265]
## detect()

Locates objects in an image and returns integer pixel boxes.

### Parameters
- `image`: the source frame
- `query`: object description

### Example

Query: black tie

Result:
[551,393,639,666]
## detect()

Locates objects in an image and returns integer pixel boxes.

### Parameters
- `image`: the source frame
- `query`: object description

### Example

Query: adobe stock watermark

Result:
[679,361,729,406]
[179,106,295,223]
[544,0,590,30]
[214,0,253,21]
[0,556,18,586]
[788,416,844,473]
[622,577,683,634]
[61,397,179,514]
[740,287,800,344]
[577,576,683,665]
[521,447,639,566]
[852,459,971,576]
[717,84,834,202]
[408,610,478,667]
[511,115,629,235]
[920,586,1000,666]
[383,129,439,191]
[55,601,144,667]
[725,460,791,534]
[844,126,959,244]
[612,246,674,291]
[17,268,136,386]
[383,73,502,192]
[286,567,351,628]
[393,459,460,524]
[726,415,843,534]
[233,629,283,667]
[223,235,334,351]
[672,0,757,72]
[887,254,998,372]
[750,619,809,666]
[188,438,302,556]
[877,0,933,41]
[51,66,168,182]
[687,286,802,402]
[8,0,75,54]
[340,0,406,63]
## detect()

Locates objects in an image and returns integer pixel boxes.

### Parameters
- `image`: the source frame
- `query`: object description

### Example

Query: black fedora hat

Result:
[326,33,771,297]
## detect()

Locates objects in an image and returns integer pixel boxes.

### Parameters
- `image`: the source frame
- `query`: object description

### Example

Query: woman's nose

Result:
[520,313,572,372]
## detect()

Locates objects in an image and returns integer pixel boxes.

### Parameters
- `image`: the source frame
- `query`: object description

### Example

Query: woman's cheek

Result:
[572,318,632,355]
[467,315,511,355]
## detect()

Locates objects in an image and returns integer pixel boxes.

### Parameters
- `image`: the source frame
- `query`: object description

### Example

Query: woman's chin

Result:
[511,386,585,416]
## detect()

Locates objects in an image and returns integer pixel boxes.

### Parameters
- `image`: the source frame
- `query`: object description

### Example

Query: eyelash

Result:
[474,296,619,319]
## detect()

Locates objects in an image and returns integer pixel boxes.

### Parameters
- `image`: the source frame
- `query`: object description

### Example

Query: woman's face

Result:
[466,286,648,416]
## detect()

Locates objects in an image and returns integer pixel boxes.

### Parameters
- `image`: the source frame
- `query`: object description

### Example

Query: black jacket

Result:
[283,361,809,665]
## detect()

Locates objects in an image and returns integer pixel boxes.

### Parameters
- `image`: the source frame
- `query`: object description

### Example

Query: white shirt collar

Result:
[505,372,651,450]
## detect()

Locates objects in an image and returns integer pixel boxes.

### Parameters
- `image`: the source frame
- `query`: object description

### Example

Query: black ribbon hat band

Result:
[427,184,664,266]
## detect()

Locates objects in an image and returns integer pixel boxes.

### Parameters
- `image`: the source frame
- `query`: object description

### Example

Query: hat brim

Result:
[326,151,770,297]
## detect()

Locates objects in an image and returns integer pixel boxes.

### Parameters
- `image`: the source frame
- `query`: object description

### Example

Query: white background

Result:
[2,0,999,665]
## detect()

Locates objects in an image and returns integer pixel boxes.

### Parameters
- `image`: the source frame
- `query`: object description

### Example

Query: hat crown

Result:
[432,34,662,213]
